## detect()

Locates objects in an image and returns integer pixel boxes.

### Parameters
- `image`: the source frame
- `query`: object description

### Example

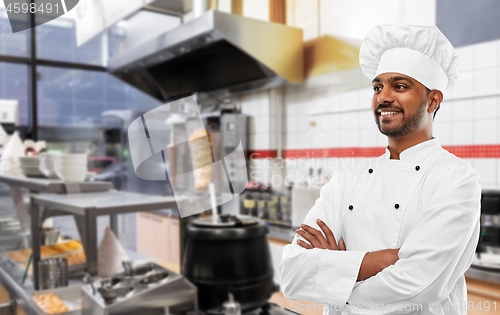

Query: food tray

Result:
[31,284,83,315]
[6,240,84,263]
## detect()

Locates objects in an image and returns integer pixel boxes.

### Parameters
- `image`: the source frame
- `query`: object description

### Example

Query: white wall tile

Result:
[340,112,360,130]
[474,119,497,144]
[286,115,297,134]
[340,91,361,110]
[312,131,330,149]
[358,111,376,129]
[456,45,474,71]
[434,101,451,123]
[450,71,474,98]
[474,97,498,120]
[340,129,359,147]
[474,67,498,95]
[474,40,498,69]
[451,120,474,145]
[359,128,378,147]
[330,130,340,147]
[451,99,473,121]
[286,133,298,149]
[295,115,310,133]
[433,122,451,145]
[376,131,387,147]
[256,115,270,134]
[473,159,496,185]
[319,114,339,132]
[254,134,269,150]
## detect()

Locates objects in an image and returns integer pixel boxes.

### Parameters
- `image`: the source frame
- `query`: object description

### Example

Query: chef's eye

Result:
[395,84,406,90]
[373,86,382,92]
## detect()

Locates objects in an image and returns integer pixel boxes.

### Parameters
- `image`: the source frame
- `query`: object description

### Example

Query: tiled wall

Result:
[238,39,500,190]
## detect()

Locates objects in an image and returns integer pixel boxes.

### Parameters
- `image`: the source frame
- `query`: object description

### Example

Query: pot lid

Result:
[193,214,257,227]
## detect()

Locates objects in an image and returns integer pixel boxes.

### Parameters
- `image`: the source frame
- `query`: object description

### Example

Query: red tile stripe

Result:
[248,145,500,159]
[247,150,278,159]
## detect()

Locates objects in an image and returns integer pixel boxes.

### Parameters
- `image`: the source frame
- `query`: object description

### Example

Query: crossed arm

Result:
[296,219,400,281]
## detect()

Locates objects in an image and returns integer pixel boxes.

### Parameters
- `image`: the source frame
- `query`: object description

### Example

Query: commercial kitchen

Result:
[0,0,499,314]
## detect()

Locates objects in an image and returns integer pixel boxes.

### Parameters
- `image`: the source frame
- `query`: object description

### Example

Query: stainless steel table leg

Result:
[73,215,87,253]
[85,210,98,276]
[11,187,30,231]
[110,214,119,239]
[30,198,41,290]
[0,300,15,315]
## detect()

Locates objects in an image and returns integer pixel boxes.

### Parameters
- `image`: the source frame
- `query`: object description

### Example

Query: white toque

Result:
[359,24,459,92]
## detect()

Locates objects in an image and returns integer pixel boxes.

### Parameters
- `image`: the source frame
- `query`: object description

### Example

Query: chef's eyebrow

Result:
[372,76,414,85]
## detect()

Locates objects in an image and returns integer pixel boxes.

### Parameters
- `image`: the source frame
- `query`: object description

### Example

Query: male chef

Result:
[278,24,481,315]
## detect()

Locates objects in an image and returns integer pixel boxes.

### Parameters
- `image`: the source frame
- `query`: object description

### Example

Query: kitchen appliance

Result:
[107,10,303,103]
[182,215,277,313]
[38,257,68,290]
[81,262,198,315]
[472,190,500,271]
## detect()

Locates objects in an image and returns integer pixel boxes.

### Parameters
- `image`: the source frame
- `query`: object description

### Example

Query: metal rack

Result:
[30,191,180,289]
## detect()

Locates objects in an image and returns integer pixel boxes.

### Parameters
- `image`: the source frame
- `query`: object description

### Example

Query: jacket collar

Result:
[384,137,441,162]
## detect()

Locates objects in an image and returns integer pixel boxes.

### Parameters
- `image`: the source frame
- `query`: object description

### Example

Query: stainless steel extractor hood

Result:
[107,10,303,102]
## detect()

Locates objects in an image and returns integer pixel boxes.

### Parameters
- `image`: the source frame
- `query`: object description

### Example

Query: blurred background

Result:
[1,0,500,314]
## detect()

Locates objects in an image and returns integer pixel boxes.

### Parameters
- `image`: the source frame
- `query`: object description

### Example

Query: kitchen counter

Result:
[268,225,294,243]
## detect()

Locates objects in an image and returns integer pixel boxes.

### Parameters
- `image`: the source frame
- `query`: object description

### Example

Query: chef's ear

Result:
[428,90,443,119]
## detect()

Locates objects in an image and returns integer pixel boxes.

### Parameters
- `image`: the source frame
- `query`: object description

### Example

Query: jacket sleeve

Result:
[346,162,481,314]
[278,174,368,306]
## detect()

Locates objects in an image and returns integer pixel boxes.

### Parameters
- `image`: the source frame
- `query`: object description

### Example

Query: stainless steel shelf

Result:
[30,192,181,289]
[0,174,113,193]
[32,191,179,216]
[466,266,500,285]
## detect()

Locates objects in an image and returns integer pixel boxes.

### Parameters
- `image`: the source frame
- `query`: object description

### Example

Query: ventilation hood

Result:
[107,10,303,102]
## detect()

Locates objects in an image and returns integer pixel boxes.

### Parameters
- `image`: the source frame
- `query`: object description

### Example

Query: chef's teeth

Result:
[380,112,398,116]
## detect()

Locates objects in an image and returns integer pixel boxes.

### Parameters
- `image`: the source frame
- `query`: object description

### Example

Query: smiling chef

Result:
[278,25,481,315]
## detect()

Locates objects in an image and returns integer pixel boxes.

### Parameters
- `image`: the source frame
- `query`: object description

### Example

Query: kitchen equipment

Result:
[39,152,62,179]
[183,215,276,312]
[81,262,197,315]
[472,190,500,271]
[19,156,45,177]
[223,293,241,315]
[38,257,68,290]
[108,10,303,103]
[55,154,88,182]
[40,227,60,246]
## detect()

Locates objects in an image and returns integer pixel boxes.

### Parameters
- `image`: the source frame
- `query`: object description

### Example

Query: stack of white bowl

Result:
[55,154,88,182]
[39,152,62,179]
[19,156,45,177]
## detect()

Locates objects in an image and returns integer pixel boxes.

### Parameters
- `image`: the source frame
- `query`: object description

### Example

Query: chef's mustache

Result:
[376,103,404,113]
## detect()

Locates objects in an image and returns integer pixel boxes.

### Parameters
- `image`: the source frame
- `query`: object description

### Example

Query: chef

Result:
[278,24,481,315]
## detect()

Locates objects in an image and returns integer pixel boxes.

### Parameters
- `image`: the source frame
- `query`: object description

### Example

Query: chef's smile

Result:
[377,108,403,122]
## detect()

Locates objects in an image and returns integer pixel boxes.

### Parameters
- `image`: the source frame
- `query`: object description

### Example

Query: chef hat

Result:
[359,24,459,91]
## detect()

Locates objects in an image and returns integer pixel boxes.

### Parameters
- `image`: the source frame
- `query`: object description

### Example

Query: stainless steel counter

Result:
[0,249,148,315]
[30,192,181,289]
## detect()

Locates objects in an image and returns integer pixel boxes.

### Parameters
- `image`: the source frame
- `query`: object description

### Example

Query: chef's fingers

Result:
[297,239,313,249]
[295,228,324,249]
[316,219,338,250]
[300,224,329,249]
[339,238,346,251]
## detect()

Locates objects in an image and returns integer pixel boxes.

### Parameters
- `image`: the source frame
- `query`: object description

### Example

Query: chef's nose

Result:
[377,86,394,104]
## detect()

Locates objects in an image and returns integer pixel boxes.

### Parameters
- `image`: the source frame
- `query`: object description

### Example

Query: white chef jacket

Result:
[278,138,481,315]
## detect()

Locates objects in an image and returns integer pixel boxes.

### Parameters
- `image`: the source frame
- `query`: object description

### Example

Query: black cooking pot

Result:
[182,215,276,312]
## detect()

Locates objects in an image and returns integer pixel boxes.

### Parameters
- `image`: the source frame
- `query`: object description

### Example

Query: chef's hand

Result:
[295,219,346,250]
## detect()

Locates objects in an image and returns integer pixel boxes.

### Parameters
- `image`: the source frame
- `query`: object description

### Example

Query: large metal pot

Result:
[182,215,276,312]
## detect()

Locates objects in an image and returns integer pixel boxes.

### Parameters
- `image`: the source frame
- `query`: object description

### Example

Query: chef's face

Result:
[371,73,431,138]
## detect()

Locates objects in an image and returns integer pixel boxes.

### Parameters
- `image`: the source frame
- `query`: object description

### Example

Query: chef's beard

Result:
[375,99,428,138]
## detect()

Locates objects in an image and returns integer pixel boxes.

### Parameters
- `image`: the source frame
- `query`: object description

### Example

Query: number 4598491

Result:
[6,2,59,14]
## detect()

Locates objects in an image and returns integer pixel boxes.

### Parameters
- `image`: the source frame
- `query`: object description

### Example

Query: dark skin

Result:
[297,73,444,281]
